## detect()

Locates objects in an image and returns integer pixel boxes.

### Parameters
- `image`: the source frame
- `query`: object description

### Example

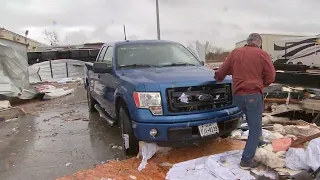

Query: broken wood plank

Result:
[0,107,26,120]
[291,132,320,147]
[264,98,302,104]
[302,99,320,111]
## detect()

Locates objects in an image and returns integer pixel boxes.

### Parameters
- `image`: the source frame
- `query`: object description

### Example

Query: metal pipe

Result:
[156,0,161,40]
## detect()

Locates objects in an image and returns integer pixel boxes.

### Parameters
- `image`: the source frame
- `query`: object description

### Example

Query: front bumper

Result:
[132,108,242,144]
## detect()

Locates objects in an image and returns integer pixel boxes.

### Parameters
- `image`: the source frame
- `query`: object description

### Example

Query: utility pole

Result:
[156,0,161,40]
[123,25,127,40]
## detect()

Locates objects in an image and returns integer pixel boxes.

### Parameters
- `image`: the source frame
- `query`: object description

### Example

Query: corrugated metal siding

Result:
[28,59,86,83]
[0,39,27,60]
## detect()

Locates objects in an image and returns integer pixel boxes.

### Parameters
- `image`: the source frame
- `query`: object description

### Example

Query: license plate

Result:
[198,123,219,137]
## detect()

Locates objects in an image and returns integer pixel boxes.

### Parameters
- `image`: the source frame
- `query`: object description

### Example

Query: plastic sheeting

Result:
[166,150,277,180]
[285,148,309,170]
[36,84,74,100]
[306,138,320,171]
[137,142,171,171]
[0,42,37,98]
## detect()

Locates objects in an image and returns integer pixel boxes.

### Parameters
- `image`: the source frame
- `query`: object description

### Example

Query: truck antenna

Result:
[123,25,127,40]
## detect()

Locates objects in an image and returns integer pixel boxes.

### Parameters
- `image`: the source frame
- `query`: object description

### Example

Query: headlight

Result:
[133,92,163,115]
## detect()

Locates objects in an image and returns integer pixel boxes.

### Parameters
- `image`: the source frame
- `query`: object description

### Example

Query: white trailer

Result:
[271,35,320,67]
[235,34,306,62]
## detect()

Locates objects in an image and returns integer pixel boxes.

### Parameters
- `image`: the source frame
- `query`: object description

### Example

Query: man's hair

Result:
[246,33,262,46]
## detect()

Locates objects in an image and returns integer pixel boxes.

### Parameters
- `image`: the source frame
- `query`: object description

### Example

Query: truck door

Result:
[97,46,118,118]
[92,46,107,100]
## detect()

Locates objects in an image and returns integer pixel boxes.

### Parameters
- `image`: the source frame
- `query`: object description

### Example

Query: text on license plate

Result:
[198,123,219,137]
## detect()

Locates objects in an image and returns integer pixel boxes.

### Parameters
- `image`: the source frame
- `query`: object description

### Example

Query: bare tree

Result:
[43,30,59,45]
[205,45,229,62]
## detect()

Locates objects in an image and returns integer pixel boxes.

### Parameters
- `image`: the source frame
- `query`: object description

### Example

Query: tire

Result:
[87,89,97,112]
[118,106,139,155]
[297,62,303,65]
[288,62,293,65]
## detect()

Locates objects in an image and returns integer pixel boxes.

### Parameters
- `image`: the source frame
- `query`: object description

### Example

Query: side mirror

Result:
[93,62,112,73]
[200,61,205,66]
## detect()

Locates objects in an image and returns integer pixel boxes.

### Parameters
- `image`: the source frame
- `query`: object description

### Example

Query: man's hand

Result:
[214,71,223,82]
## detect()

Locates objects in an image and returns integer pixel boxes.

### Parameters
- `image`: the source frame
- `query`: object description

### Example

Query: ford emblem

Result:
[198,94,214,101]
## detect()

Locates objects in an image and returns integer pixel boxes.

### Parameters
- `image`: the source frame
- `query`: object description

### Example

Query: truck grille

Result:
[166,84,232,113]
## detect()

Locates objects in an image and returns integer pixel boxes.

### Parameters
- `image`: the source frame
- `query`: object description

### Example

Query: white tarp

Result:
[166,150,277,180]
[306,138,320,171]
[0,42,37,99]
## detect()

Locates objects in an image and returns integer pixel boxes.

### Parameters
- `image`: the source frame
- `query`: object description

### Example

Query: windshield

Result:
[117,43,201,68]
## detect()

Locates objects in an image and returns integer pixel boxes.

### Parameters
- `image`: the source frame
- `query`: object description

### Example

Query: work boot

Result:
[258,140,266,147]
[239,160,260,170]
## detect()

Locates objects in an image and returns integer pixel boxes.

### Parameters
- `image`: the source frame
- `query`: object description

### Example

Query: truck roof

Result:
[104,40,178,47]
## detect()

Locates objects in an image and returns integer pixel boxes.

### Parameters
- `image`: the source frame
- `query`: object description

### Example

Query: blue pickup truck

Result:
[84,40,242,155]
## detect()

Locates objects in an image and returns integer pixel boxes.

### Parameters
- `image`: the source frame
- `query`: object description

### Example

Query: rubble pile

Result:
[57,139,245,180]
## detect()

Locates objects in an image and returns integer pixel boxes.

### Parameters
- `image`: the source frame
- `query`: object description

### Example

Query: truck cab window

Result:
[117,43,200,68]
[102,46,113,66]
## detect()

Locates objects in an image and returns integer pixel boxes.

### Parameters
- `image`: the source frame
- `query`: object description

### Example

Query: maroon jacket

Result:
[215,45,276,95]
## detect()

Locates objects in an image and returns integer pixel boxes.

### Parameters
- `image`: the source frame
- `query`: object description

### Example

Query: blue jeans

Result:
[233,93,263,163]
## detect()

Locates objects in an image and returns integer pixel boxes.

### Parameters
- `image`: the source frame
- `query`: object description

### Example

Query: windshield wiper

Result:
[119,64,158,68]
[160,63,197,67]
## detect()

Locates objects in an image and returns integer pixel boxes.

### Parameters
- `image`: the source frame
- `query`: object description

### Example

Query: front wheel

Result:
[118,106,139,155]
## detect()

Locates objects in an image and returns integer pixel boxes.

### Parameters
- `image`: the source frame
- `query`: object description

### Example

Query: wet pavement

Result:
[0,87,125,180]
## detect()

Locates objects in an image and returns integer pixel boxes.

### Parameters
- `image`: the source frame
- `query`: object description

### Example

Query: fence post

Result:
[66,62,69,77]
[49,60,53,78]
[37,67,42,81]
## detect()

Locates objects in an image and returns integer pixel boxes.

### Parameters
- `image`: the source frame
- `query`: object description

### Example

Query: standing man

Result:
[215,33,275,169]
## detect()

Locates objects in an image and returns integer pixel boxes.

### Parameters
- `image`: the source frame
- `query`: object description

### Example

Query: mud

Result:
[0,84,125,180]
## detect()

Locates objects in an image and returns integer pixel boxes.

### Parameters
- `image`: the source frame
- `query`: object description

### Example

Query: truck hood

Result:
[119,66,231,85]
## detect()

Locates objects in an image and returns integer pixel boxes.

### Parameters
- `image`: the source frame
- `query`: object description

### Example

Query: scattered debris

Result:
[65,163,72,167]
[0,107,26,121]
[36,84,74,100]
[167,150,277,180]
[178,93,189,103]
[285,148,309,170]
[111,145,122,150]
[255,145,286,169]
[52,132,58,137]
[272,138,292,152]
[137,142,171,171]
[128,175,137,179]
[5,117,18,122]
[63,115,87,121]
[0,100,11,109]
[11,127,19,133]
[159,162,173,167]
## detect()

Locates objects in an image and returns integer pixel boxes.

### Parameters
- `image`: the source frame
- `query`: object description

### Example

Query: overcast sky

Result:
[1,0,320,50]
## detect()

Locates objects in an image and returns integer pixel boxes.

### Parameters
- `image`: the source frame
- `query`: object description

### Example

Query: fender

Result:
[114,85,140,120]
